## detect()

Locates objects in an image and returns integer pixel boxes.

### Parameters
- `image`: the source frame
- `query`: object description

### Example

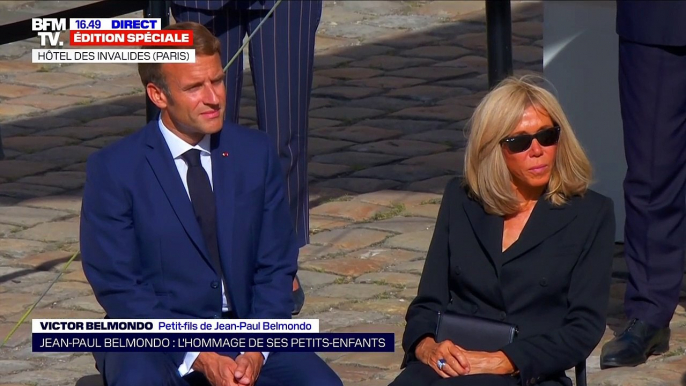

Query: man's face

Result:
[158,53,226,142]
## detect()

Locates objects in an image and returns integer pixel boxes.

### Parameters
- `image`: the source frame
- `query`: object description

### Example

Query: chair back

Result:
[575,361,587,386]
[75,375,104,386]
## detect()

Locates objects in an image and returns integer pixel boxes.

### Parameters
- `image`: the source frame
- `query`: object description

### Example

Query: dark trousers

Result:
[93,351,342,386]
[171,0,322,248]
[620,37,686,327]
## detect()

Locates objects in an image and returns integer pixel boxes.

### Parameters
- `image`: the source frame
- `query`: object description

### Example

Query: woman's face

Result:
[501,105,559,193]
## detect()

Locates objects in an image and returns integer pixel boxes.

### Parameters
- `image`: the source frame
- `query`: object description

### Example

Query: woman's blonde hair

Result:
[463,75,592,216]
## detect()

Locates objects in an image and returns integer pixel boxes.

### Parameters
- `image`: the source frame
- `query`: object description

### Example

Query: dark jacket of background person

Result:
[616,0,686,47]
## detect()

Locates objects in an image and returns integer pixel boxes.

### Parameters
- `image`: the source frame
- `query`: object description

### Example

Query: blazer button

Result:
[454,266,461,275]
[539,278,548,287]
[213,314,220,319]
[210,281,220,289]
[471,304,479,314]
[499,311,507,321]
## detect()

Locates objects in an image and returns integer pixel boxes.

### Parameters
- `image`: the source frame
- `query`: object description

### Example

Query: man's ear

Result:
[147,82,169,110]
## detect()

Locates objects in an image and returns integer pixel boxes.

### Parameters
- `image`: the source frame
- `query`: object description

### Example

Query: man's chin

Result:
[204,124,224,134]
[198,115,224,132]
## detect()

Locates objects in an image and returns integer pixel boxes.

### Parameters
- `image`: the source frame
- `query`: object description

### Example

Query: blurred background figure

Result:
[600,0,686,369]
[170,0,323,315]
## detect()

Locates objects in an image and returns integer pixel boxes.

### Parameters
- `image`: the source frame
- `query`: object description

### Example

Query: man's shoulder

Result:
[220,122,272,154]
[223,121,268,140]
[86,124,149,169]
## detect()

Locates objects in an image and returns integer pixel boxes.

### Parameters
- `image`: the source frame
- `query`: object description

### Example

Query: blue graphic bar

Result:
[33,332,395,352]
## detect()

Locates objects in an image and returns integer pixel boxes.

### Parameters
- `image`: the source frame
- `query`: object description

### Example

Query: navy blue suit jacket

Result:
[80,120,298,361]
[171,0,275,11]
[616,0,686,47]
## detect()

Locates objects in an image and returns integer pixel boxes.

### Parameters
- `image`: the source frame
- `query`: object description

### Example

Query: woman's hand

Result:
[461,350,516,375]
[415,336,470,378]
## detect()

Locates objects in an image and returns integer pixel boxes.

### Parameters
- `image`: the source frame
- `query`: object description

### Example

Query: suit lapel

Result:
[462,194,578,268]
[462,199,504,277]
[211,128,236,275]
[462,198,507,309]
[501,197,577,265]
[144,123,213,267]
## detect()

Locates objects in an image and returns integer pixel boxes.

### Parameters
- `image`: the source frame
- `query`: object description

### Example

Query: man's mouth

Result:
[200,110,220,119]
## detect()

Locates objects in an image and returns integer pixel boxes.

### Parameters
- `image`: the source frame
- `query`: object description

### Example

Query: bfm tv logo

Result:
[32,18,67,47]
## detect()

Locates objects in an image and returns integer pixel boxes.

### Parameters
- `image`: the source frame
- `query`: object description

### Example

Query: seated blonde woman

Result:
[390,76,615,386]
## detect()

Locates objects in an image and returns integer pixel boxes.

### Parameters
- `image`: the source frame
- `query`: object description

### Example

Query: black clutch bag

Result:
[435,311,518,352]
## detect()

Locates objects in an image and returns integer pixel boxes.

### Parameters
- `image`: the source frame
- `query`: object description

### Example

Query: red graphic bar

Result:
[70,30,193,46]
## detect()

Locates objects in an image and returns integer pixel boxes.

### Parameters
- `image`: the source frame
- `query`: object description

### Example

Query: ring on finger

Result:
[437,358,446,370]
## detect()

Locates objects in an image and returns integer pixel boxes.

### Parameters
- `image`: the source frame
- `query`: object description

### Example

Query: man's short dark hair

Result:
[138,22,221,96]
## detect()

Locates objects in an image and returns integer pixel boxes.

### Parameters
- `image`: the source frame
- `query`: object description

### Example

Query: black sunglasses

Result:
[500,126,561,153]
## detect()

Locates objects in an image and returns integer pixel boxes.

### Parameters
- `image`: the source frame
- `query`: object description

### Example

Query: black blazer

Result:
[616,0,686,47]
[401,178,615,386]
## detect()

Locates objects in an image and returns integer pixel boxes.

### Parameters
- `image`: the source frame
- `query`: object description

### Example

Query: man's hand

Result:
[192,352,239,386]
[233,352,264,386]
[461,350,515,375]
[415,336,470,377]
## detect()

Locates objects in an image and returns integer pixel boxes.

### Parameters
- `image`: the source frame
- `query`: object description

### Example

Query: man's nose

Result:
[203,84,220,104]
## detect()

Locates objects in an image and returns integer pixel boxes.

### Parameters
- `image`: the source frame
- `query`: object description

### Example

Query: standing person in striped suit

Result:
[170,0,322,315]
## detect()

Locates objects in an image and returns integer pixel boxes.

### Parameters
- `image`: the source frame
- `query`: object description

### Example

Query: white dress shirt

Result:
[158,118,268,376]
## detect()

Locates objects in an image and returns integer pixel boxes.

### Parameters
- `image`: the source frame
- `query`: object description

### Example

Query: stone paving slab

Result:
[1,1,683,385]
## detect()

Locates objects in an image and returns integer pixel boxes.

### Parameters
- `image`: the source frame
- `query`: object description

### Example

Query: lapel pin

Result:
[222,152,229,157]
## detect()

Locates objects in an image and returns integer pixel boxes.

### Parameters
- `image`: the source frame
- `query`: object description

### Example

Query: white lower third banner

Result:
[31,49,196,63]
[33,319,320,333]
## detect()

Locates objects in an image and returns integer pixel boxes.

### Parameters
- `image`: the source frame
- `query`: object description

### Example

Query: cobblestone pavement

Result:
[1,1,686,385]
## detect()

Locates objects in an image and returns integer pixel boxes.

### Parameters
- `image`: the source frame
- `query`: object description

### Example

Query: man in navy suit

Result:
[170,0,323,315]
[80,22,342,386]
[600,0,686,369]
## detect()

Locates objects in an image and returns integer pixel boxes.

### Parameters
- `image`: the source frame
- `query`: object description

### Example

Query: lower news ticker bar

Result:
[32,333,395,352]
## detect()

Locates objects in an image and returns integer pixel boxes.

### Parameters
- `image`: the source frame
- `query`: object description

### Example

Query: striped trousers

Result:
[171,0,322,248]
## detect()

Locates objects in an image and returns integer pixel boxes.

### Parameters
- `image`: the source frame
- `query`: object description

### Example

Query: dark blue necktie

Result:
[181,149,228,308]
